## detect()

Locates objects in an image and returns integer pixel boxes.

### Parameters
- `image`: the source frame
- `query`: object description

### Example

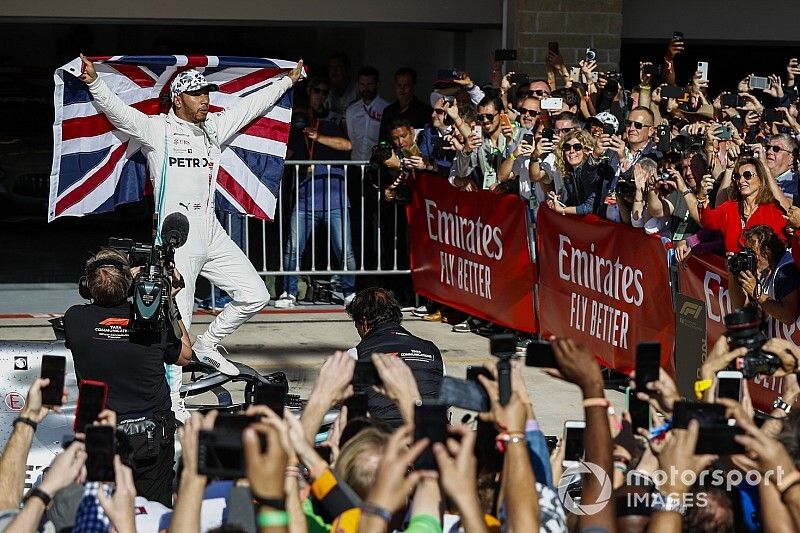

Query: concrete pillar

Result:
[507,0,623,79]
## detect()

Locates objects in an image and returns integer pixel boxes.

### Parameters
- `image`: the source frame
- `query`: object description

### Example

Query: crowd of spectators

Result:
[12,32,800,533]
[8,324,800,532]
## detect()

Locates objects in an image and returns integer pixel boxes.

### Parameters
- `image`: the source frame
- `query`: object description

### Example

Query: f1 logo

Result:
[679,302,702,319]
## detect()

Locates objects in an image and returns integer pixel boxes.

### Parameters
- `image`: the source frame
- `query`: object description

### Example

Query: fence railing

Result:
[211,160,411,304]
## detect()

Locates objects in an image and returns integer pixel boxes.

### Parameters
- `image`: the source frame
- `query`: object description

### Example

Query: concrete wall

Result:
[623,0,800,42]
[508,0,623,78]
[0,0,501,25]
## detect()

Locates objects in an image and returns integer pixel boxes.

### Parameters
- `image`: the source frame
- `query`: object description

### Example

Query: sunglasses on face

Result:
[556,126,576,134]
[733,170,756,181]
[563,142,584,153]
[767,144,790,153]
[625,119,652,130]
[477,113,498,122]
[528,90,550,97]
[433,109,446,115]
[518,108,540,117]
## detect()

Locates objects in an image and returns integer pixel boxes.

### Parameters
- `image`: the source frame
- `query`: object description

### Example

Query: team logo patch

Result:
[14,357,28,370]
[99,317,129,326]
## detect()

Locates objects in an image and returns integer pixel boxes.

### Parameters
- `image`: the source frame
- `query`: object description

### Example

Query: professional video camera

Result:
[109,212,190,336]
[727,248,757,275]
[724,307,780,379]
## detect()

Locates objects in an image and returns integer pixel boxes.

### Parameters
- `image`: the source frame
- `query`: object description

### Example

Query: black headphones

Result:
[78,258,130,300]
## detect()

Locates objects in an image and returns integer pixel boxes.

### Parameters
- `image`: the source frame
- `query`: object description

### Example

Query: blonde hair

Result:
[555,129,596,176]
[334,427,389,499]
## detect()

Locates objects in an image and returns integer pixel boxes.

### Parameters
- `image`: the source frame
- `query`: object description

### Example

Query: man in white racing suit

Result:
[78,55,304,421]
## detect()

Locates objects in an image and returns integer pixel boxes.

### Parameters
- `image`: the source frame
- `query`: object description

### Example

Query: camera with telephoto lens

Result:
[727,248,757,275]
[108,213,189,336]
[724,307,780,379]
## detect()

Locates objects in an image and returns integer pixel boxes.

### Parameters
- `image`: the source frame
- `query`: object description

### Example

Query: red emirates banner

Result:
[407,174,537,333]
[536,208,675,374]
[678,254,794,411]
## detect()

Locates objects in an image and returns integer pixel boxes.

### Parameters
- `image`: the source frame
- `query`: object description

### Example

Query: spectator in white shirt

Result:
[345,67,390,161]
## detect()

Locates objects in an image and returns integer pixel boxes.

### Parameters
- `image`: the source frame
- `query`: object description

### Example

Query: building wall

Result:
[0,0,501,25]
[508,0,623,78]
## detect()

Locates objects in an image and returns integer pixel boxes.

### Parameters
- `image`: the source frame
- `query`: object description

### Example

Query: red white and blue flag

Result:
[48,55,295,222]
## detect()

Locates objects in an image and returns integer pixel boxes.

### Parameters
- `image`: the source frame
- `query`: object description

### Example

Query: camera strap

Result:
[154,128,169,245]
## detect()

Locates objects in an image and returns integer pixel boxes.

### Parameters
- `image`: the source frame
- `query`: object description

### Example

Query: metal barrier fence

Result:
[210,161,411,305]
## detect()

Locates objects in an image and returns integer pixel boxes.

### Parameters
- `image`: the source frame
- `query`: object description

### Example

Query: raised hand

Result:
[78,53,97,84]
[97,456,137,533]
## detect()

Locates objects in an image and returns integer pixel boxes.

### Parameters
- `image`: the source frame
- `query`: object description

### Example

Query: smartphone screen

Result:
[525,340,559,368]
[672,401,726,428]
[635,342,661,391]
[85,425,115,482]
[563,423,585,463]
[466,366,493,384]
[198,430,247,479]
[716,374,743,401]
[628,388,651,432]
[522,133,534,145]
[353,360,382,388]
[490,333,516,356]
[344,392,369,420]
[414,402,448,471]
[40,355,66,406]
[74,381,107,433]
[253,382,287,415]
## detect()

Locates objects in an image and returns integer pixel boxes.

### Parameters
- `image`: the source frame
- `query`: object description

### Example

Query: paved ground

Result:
[0,304,625,437]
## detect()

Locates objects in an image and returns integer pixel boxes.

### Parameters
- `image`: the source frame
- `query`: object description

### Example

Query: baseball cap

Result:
[592,111,619,132]
[170,69,219,99]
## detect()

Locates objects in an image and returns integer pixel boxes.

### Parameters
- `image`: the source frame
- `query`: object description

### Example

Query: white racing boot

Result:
[192,336,240,376]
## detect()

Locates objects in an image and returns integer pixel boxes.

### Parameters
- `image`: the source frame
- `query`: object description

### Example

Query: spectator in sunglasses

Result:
[452,95,516,191]
[621,107,658,168]
[527,79,551,101]
[514,96,541,135]
[687,157,787,253]
[764,133,799,196]
[545,129,605,215]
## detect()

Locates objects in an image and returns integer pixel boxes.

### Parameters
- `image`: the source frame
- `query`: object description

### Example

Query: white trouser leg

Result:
[197,221,269,344]
[169,231,207,396]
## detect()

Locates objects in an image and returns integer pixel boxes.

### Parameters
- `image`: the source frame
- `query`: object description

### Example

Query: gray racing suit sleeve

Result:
[87,77,163,150]
[211,76,294,145]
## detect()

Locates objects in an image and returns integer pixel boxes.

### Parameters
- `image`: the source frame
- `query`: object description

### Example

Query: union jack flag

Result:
[48,55,295,222]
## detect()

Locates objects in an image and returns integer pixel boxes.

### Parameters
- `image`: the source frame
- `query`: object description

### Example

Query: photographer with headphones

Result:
[63,248,192,507]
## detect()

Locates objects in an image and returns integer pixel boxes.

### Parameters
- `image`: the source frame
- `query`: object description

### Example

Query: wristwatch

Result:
[774,397,792,414]
[651,492,686,515]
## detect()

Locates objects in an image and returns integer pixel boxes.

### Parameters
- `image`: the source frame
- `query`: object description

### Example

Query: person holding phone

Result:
[544,129,604,215]
[452,95,517,192]
[63,248,193,506]
[687,157,787,254]
[345,288,444,427]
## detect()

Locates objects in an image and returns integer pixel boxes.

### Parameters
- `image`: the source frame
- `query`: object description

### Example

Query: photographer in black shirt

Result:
[346,288,444,426]
[63,248,192,506]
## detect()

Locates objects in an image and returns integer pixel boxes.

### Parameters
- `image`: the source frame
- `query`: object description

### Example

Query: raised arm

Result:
[80,54,162,150]
[213,61,304,145]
